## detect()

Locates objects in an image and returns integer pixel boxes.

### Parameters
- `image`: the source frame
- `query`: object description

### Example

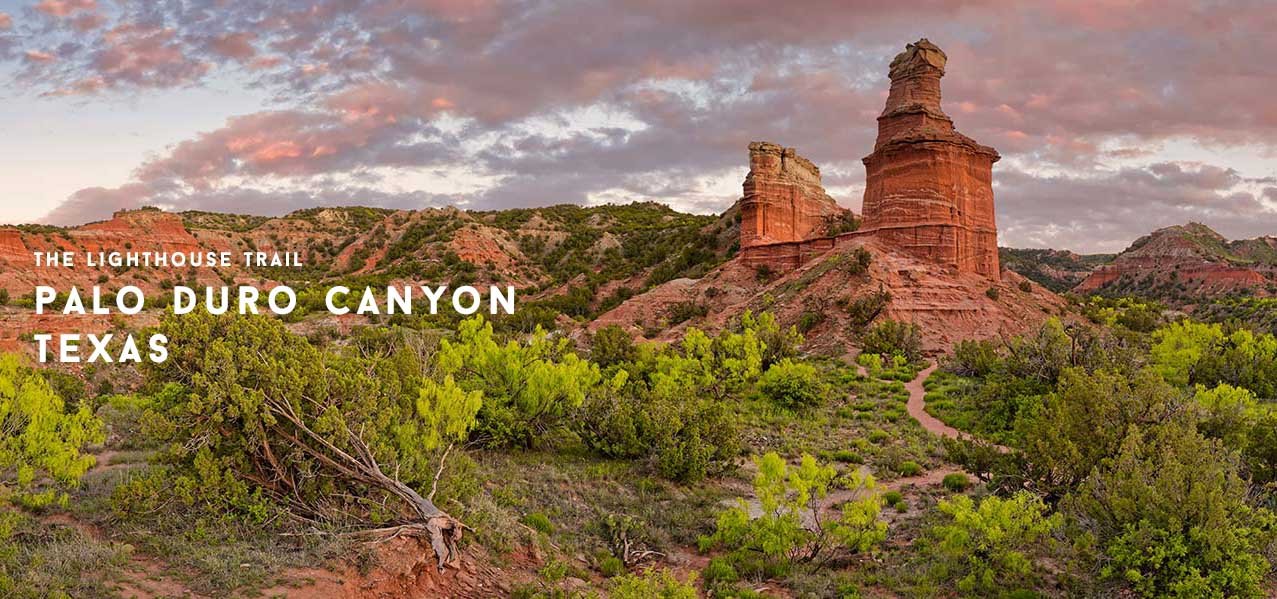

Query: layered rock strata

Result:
[738,39,1002,280]
[738,142,845,251]
[859,39,1001,279]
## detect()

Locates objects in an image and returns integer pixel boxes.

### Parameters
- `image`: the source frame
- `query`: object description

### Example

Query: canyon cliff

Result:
[1075,222,1277,297]
[738,142,846,252]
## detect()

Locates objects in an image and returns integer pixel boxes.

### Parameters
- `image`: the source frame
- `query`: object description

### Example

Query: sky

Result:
[0,0,1274,253]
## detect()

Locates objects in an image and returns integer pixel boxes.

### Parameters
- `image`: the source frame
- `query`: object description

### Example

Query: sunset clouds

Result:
[3,0,1275,251]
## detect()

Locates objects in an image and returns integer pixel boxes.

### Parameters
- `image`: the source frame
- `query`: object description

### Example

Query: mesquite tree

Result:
[147,313,480,567]
[0,354,102,508]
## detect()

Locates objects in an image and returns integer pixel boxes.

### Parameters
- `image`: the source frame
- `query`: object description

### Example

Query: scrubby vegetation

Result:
[4,275,1277,597]
[922,313,1277,597]
[699,452,885,582]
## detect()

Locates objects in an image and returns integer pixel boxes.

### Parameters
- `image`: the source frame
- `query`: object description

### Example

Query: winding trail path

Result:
[906,363,1011,454]
[857,361,1008,451]
[901,363,965,440]
[723,361,1019,527]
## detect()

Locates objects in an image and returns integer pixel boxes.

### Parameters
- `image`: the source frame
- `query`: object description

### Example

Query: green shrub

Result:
[594,513,650,567]
[893,500,908,513]
[538,559,570,583]
[0,354,104,508]
[857,352,884,376]
[522,512,553,535]
[1066,420,1274,598]
[941,473,970,492]
[578,323,782,481]
[700,453,886,576]
[946,339,1001,377]
[576,387,741,483]
[986,287,1000,300]
[590,325,638,367]
[897,461,922,476]
[797,310,824,333]
[759,359,826,408]
[842,246,873,274]
[830,449,863,464]
[611,569,698,599]
[667,301,708,325]
[702,556,739,586]
[882,491,903,506]
[743,311,803,368]
[599,556,625,577]
[434,317,608,449]
[867,429,889,444]
[844,287,892,329]
[861,320,923,362]
[921,492,1061,596]
[142,313,483,559]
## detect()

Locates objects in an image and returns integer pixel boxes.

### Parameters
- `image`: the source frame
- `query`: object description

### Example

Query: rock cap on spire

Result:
[888,38,947,80]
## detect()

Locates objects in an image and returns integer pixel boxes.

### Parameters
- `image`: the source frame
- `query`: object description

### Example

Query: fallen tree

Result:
[145,313,481,568]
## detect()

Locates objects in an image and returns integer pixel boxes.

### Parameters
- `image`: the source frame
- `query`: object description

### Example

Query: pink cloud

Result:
[68,11,105,32]
[24,50,57,63]
[43,183,153,226]
[132,108,410,186]
[34,0,96,18]
[11,0,1277,250]
[0,12,12,30]
[208,33,256,62]
[87,24,209,91]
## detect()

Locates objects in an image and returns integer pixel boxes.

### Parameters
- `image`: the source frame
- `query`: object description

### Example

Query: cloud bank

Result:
[4,0,1275,252]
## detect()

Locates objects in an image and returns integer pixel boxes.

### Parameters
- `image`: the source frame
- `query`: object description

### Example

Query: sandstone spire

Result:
[878,38,949,145]
[860,38,1002,279]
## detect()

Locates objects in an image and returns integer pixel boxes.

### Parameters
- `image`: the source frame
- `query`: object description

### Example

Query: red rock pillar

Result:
[739,142,845,249]
[860,39,1001,279]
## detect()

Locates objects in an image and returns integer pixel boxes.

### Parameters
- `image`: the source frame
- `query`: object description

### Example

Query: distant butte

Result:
[739,38,1002,280]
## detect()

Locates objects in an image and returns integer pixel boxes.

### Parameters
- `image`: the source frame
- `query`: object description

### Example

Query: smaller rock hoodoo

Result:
[738,141,845,249]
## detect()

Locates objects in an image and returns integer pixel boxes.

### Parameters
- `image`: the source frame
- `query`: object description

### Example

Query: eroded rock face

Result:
[1073,223,1276,296]
[735,39,1001,280]
[860,39,1001,280]
[738,141,845,250]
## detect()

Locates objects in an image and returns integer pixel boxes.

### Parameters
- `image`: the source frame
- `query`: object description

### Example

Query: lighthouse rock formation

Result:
[739,39,1001,281]
[860,39,1001,279]
[594,39,1064,351]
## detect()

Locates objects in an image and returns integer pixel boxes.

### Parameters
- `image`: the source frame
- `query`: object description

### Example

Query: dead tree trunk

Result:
[266,397,465,569]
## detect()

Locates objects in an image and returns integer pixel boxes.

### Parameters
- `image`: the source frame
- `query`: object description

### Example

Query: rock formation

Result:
[738,142,845,250]
[735,39,1002,280]
[859,39,1001,279]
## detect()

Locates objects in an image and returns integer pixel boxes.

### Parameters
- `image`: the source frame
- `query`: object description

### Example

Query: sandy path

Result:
[42,449,203,599]
[902,364,962,439]
[856,361,1008,451]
